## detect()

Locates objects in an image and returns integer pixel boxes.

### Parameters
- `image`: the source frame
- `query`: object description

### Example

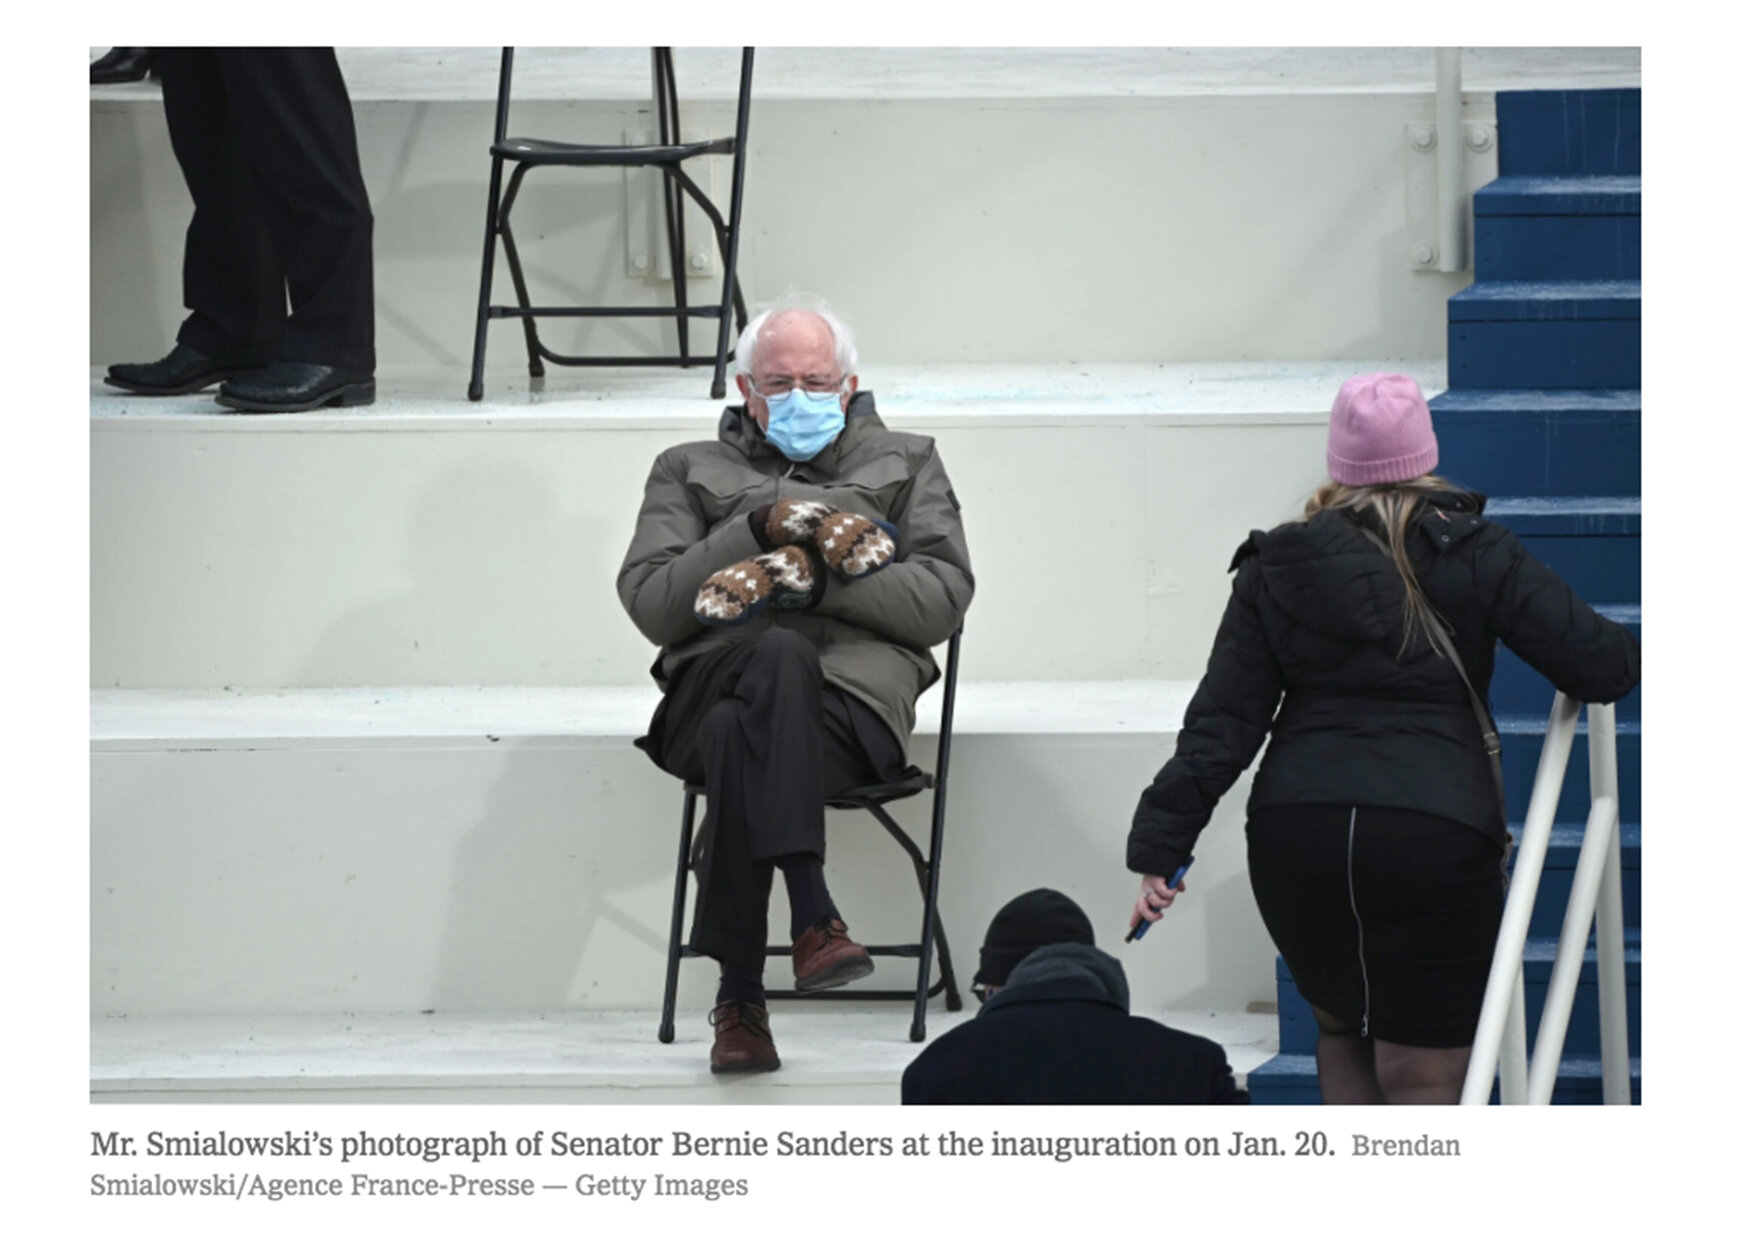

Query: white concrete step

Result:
[91,46,1642,104]
[91,359,1441,689]
[85,48,1648,370]
[92,682,1279,1020]
[90,680,1193,745]
[90,1007,1279,1104]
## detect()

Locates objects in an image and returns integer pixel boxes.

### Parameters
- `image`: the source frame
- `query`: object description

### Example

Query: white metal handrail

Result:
[1461,693,1631,1104]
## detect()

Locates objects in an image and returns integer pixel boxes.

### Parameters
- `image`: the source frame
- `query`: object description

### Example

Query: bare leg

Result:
[1374,1040,1471,1104]
[1309,1004,1385,1105]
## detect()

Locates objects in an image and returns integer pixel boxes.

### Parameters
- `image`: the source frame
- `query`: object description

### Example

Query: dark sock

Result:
[777,852,839,940]
[716,960,766,1008]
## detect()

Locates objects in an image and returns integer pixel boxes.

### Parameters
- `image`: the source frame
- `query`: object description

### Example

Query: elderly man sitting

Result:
[617,296,974,1075]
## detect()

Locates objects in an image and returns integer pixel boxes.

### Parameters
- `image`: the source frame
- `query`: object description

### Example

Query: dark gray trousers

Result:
[643,629,904,966]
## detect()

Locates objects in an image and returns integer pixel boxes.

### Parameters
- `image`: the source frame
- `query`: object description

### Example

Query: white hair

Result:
[733,294,859,381]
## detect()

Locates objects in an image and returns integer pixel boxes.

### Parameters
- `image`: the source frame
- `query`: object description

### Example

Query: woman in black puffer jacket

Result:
[1125,373,1639,1104]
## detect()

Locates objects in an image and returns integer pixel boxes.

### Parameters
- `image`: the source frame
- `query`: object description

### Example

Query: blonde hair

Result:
[1304,475,1454,655]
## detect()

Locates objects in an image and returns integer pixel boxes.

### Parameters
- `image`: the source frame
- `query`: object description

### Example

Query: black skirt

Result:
[1247,804,1504,1049]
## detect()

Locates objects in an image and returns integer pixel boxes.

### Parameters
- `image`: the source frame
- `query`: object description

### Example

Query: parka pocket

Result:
[686,463,774,526]
[831,453,912,521]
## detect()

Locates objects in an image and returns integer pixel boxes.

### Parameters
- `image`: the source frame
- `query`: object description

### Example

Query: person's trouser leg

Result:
[654,629,901,971]
[213,48,375,371]
[157,47,284,361]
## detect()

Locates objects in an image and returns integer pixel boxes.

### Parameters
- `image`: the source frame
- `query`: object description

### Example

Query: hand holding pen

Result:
[1125,859,1192,942]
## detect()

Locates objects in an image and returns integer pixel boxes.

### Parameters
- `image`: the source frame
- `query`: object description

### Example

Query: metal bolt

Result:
[688,250,710,272]
[1412,125,1436,150]
[1413,242,1438,266]
[1466,125,1495,152]
[632,252,651,272]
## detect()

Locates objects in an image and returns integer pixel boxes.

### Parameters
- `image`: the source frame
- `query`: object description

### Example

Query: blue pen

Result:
[1125,859,1192,942]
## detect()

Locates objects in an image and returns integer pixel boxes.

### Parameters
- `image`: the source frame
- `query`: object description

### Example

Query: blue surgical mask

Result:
[762,387,846,461]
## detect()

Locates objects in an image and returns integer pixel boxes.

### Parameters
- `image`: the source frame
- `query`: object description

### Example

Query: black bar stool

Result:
[658,630,965,1045]
[468,47,754,401]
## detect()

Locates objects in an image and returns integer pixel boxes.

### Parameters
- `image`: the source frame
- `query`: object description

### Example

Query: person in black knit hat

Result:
[902,889,1247,1105]
[970,887,1097,994]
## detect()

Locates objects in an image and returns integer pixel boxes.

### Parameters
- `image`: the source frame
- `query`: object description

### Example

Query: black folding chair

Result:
[468,47,754,401]
[658,629,965,1045]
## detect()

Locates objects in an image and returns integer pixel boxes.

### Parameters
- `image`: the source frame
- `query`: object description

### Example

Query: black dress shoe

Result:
[90,48,159,84]
[216,362,376,413]
[105,344,270,396]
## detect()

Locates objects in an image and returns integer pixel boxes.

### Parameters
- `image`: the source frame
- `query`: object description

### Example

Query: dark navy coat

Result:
[901,944,1248,1105]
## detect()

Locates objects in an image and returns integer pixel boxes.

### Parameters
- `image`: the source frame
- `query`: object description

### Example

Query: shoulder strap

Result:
[1355,526,1507,828]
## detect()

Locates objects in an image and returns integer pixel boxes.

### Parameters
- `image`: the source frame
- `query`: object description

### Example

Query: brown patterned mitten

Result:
[694,545,822,625]
[754,498,836,548]
[812,510,898,578]
[750,498,898,579]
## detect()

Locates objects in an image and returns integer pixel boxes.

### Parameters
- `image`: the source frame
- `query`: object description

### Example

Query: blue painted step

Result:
[1492,606,1640,719]
[1435,322,1638,388]
[1449,282,1641,322]
[1474,176,1641,216]
[1500,715,1639,824]
[1487,495,1640,536]
[1512,535,1639,602]
[1518,822,1641,936]
[1474,176,1640,283]
[1449,322,1640,390]
[1246,1052,1641,1105]
[1430,389,1640,497]
[1476,215,1640,283]
[1448,281,1641,390]
[1521,934,1641,1057]
[1481,496,1641,604]
[1497,89,1641,177]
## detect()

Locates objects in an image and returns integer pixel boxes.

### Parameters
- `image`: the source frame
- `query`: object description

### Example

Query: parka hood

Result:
[1242,490,1487,644]
[982,942,1130,1015]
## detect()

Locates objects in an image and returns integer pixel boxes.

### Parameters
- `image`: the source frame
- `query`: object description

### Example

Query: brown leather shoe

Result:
[708,1001,780,1074]
[792,917,876,992]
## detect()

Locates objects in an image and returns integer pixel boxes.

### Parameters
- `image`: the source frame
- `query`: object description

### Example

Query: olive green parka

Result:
[617,391,974,754]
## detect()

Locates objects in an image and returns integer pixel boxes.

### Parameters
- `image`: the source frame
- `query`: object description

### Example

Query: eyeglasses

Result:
[751,374,846,399]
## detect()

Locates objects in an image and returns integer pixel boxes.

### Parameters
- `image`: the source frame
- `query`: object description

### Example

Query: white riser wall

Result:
[92,89,1495,369]
[92,730,1269,1017]
[92,393,1410,689]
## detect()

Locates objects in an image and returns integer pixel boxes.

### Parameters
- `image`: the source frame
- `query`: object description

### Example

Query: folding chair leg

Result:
[496,171,546,380]
[933,906,962,1013]
[912,730,959,1040]
[910,895,940,1043]
[710,47,755,401]
[658,790,699,1044]
[468,154,506,402]
[470,48,518,402]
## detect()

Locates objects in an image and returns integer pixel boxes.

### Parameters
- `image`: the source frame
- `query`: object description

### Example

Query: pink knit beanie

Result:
[1326,372,1439,486]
